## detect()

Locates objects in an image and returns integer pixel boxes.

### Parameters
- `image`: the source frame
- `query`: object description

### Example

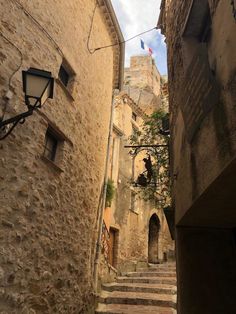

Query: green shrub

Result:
[105,178,115,207]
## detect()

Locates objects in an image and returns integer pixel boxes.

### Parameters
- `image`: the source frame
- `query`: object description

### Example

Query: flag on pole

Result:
[140,39,153,55]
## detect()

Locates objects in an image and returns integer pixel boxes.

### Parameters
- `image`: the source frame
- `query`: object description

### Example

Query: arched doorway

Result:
[148,214,160,263]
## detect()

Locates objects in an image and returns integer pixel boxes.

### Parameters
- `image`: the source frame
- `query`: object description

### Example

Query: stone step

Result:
[137,268,176,273]
[99,291,176,308]
[137,265,176,272]
[147,265,176,271]
[96,303,177,314]
[102,282,177,295]
[149,263,176,267]
[124,271,176,278]
[117,276,176,285]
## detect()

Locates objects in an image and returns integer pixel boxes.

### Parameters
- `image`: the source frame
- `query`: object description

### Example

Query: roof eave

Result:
[102,0,125,90]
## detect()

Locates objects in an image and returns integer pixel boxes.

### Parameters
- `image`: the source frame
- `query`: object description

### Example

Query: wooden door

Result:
[108,228,116,267]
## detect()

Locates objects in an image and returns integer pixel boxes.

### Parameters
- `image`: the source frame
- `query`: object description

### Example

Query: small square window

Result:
[43,129,58,161]
[58,59,75,93]
[59,65,70,87]
[132,112,137,121]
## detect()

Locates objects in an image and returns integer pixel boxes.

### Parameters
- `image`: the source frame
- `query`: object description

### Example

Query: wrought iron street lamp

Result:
[0,68,54,140]
[22,68,54,108]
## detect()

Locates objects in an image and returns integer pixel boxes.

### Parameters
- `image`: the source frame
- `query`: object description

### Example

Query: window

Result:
[183,0,211,40]
[199,9,211,43]
[132,112,137,121]
[41,124,70,172]
[180,0,219,142]
[59,65,70,87]
[58,59,75,94]
[111,136,120,184]
[181,0,212,70]
[43,129,58,161]
[131,191,135,212]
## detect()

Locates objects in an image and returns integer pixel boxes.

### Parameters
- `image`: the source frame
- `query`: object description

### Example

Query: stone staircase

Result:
[96,263,177,314]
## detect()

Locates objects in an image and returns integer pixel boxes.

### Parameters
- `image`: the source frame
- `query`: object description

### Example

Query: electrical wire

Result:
[87,1,99,54]
[87,2,158,54]
[13,0,158,57]
[11,0,64,57]
[0,32,23,89]
[1,0,64,130]
[0,32,23,123]
[93,27,158,52]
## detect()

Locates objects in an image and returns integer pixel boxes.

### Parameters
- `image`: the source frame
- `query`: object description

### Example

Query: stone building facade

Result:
[99,56,174,285]
[159,0,236,313]
[0,0,124,313]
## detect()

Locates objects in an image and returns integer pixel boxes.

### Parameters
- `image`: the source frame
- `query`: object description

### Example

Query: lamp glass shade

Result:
[23,68,54,107]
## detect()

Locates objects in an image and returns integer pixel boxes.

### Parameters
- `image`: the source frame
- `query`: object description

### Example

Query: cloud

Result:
[111,0,167,75]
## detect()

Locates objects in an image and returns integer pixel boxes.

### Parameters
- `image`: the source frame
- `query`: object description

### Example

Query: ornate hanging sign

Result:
[124,144,169,188]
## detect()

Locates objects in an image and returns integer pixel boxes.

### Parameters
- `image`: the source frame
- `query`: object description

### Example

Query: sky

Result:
[111,0,167,75]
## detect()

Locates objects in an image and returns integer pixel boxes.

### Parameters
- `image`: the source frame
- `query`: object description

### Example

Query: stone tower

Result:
[124,55,162,115]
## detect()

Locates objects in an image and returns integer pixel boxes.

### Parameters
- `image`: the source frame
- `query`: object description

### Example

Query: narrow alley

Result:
[0,0,236,314]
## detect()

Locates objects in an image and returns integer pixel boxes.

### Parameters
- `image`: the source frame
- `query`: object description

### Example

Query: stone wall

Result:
[124,56,162,115]
[99,89,174,280]
[111,58,174,272]
[161,0,236,313]
[162,0,236,225]
[0,0,120,312]
[125,56,161,97]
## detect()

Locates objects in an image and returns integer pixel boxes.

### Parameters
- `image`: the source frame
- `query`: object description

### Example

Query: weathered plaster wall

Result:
[0,0,117,312]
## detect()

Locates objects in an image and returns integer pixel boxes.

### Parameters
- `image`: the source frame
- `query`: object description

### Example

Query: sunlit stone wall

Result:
[0,0,119,312]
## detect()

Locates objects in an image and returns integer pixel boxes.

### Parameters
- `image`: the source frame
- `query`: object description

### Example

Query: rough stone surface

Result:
[98,58,174,284]
[124,56,162,115]
[0,0,121,312]
[159,0,236,313]
[161,0,236,226]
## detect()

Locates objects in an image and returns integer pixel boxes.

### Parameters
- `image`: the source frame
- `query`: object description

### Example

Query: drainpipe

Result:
[93,89,118,290]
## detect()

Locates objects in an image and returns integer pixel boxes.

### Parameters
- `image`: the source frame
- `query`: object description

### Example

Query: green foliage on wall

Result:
[105,178,115,207]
